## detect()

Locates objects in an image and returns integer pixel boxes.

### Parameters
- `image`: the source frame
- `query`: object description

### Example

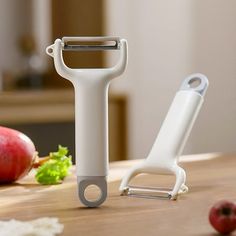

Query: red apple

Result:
[209,200,236,235]
[0,126,36,183]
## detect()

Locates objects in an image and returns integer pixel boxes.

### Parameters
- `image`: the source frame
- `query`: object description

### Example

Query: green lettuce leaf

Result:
[35,145,72,185]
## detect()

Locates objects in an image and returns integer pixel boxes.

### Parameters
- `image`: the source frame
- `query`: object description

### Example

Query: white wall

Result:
[105,0,236,159]
[0,0,51,81]
[31,0,52,71]
[0,0,32,74]
[189,0,236,153]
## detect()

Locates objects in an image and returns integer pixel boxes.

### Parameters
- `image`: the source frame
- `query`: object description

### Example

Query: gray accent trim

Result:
[179,73,209,97]
[77,176,107,208]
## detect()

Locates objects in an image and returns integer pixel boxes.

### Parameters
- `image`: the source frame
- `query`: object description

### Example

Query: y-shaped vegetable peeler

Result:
[46,37,128,207]
[120,74,209,200]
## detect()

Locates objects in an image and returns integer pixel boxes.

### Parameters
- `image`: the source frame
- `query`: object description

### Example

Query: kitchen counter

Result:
[0,153,235,235]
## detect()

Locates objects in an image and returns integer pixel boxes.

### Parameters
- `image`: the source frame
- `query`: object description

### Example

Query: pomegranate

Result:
[0,126,36,183]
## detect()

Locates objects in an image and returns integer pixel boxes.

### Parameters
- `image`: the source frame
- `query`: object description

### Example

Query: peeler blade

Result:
[122,185,172,200]
[62,36,120,51]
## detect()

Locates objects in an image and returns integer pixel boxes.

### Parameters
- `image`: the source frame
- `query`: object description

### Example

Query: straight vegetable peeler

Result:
[46,37,128,207]
[120,74,209,200]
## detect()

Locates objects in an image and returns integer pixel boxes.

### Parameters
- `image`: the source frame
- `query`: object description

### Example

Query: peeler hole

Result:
[84,184,102,202]
[188,78,201,88]
[47,47,53,54]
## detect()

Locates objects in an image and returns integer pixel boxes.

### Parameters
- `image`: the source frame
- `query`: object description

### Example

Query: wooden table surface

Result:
[0,153,236,236]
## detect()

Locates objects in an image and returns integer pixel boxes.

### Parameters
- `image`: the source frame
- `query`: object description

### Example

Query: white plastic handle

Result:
[120,73,209,200]
[46,37,128,207]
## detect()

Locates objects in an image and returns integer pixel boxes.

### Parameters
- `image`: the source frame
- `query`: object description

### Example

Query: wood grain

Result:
[0,153,235,236]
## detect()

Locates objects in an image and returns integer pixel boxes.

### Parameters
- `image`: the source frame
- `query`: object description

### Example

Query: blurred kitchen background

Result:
[0,0,236,161]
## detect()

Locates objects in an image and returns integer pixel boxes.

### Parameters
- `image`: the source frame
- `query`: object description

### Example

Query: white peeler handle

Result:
[146,73,208,166]
[119,73,209,200]
[46,38,128,207]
